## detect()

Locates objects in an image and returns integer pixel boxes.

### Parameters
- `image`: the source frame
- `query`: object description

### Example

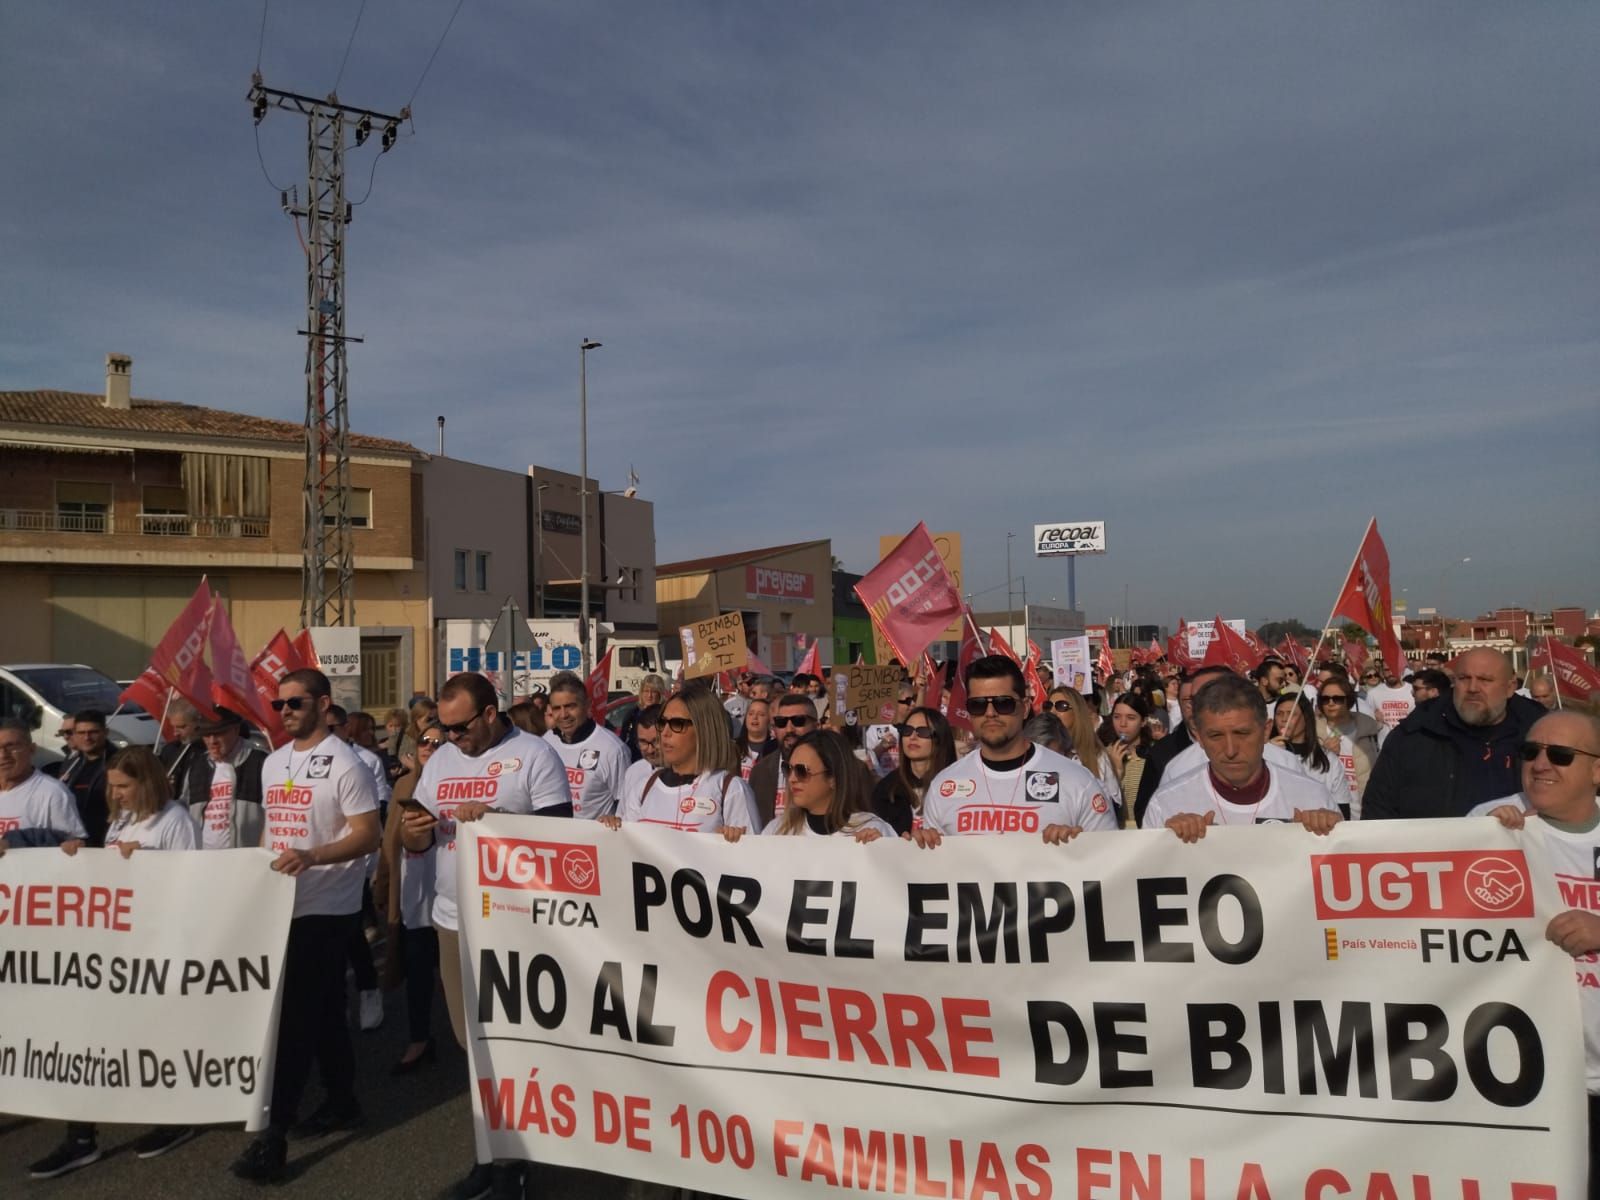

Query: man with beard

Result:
[748,692,875,828]
[1364,648,1546,820]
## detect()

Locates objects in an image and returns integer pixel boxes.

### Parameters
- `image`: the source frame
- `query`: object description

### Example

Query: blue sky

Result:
[3,2,1596,629]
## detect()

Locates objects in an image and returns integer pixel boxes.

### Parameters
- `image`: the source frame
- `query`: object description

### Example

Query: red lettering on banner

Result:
[1310,851,1534,920]
[438,778,501,801]
[955,806,1042,834]
[705,971,999,1078]
[0,883,132,931]
[772,1121,1051,1195]
[477,837,601,895]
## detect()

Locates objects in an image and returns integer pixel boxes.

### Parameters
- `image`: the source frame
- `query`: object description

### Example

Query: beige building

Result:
[656,539,834,669]
[0,354,429,712]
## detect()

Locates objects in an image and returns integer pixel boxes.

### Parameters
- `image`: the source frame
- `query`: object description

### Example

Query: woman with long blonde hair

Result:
[603,685,757,833]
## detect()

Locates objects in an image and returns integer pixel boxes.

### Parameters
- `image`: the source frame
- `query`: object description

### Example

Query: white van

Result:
[0,664,160,766]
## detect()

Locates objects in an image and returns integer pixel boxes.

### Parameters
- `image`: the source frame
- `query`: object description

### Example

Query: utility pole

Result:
[249,73,407,628]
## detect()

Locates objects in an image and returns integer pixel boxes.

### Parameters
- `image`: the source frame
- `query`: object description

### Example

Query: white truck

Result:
[435,619,666,699]
[0,663,160,766]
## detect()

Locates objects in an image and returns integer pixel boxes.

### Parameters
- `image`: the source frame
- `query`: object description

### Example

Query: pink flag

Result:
[855,523,963,668]
[793,639,821,681]
[119,580,217,722]
[588,647,614,720]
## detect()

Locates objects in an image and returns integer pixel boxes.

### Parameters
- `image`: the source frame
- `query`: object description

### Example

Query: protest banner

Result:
[0,848,293,1129]
[1050,634,1092,693]
[832,662,901,724]
[681,613,748,680]
[457,816,1581,1197]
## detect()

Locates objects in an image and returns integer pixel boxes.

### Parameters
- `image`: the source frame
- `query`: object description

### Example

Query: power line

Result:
[407,0,467,108]
[255,0,269,72]
[332,0,368,94]
[254,121,289,192]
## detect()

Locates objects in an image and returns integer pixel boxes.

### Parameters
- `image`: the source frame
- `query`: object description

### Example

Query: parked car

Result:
[0,664,160,766]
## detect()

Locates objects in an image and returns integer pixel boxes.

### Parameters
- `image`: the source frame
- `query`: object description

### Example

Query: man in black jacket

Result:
[748,693,821,828]
[1364,648,1545,820]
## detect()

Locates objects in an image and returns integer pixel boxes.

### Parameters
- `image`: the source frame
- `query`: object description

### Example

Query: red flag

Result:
[118,580,217,721]
[249,629,301,747]
[1149,637,1163,661]
[988,628,1021,665]
[1166,633,1196,672]
[793,639,821,682]
[292,628,320,670]
[208,599,277,737]
[1329,518,1404,677]
[1201,615,1262,675]
[745,650,773,678]
[1531,638,1600,705]
[1277,636,1310,674]
[855,523,963,668]
[1097,642,1115,681]
[588,647,614,720]
[944,612,990,731]
[1343,637,1369,679]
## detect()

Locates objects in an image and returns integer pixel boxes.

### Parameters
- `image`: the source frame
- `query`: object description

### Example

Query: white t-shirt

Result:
[1143,763,1340,829]
[1165,739,1347,810]
[201,760,237,850]
[1466,792,1530,818]
[619,768,758,833]
[544,722,632,820]
[105,801,199,851]
[261,735,379,919]
[921,745,1117,837]
[1521,811,1600,1093]
[417,724,568,930]
[1364,683,1416,729]
[353,742,393,807]
[761,811,899,839]
[0,770,88,840]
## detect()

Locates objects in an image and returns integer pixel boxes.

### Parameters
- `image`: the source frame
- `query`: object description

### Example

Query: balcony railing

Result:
[0,508,113,533]
[136,513,270,538]
[0,508,268,538]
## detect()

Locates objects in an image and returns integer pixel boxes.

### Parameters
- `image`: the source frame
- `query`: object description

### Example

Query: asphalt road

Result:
[0,979,660,1199]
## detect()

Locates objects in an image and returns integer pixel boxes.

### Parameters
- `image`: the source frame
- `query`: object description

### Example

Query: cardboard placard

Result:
[680,612,748,679]
[834,661,901,722]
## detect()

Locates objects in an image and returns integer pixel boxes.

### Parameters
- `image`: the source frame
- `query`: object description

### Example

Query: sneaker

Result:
[358,987,384,1031]
[488,1162,526,1200]
[230,1133,286,1183]
[133,1125,195,1159]
[444,1161,495,1200]
[289,1099,364,1141]
[29,1135,101,1179]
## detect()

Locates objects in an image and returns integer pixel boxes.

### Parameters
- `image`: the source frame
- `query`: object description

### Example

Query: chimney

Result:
[105,354,132,409]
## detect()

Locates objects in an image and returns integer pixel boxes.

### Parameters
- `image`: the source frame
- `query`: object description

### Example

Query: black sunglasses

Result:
[418,737,445,749]
[1520,742,1600,768]
[270,696,313,712]
[440,706,487,737]
[1047,700,1074,712]
[1317,694,1350,706]
[661,717,693,733]
[967,696,1021,715]
[772,714,815,728]
[895,723,936,739]
[784,762,830,781]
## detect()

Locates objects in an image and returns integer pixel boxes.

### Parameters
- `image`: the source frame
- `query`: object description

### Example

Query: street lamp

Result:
[1005,532,1016,642]
[579,338,602,674]
[532,481,550,618]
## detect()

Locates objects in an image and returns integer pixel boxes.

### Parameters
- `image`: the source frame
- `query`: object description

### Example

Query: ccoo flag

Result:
[1329,518,1404,677]
[855,522,964,668]
[1530,638,1600,706]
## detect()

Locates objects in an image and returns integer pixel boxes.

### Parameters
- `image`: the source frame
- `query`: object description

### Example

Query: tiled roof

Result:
[657,539,829,576]
[0,390,419,456]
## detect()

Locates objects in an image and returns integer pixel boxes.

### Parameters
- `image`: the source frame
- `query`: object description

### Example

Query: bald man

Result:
[1364,648,1547,820]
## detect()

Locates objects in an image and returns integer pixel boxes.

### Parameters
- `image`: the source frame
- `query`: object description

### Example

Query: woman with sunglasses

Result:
[1314,681,1383,818]
[1270,694,1351,818]
[746,728,896,841]
[375,718,443,1074]
[1046,687,1129,822]
[870,706,957,836]
[605,686,757,833]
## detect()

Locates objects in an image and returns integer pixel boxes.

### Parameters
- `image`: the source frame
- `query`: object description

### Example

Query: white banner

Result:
[1050,634,1093,693]
[457,817,1583,1197]
[0,848,293,1129]
[1185,617,1247,659]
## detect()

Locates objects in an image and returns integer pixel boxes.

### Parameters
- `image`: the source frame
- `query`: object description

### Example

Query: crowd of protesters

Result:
[2,638,1598,1197]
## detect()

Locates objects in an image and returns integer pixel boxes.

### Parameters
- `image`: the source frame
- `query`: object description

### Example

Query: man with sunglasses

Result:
[400,671,568,1200]
[542,671,632,819]
[1475,711,1600,1179]
[749,692,870,827]
[916,655,1115,847]
[1365,648,1546,821]
[233,669,381,1183]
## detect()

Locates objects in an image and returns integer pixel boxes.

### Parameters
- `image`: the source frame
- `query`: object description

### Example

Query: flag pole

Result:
[1548,636,1563,710]
[152,687,175,753]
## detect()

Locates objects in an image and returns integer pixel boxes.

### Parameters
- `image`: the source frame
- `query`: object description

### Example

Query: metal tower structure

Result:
[248,73,406,628]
